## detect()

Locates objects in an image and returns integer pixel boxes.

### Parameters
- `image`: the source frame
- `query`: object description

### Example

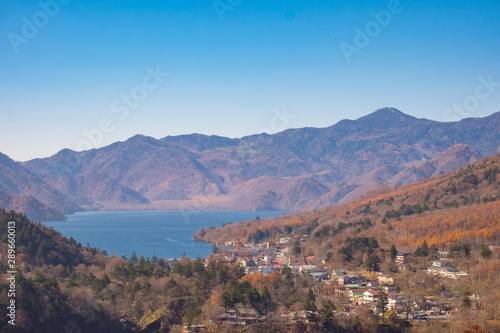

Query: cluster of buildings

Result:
[425,260,468,279]
[215,236,327,279]
[334,270,399,308]
[216,307,264,326]
[195,236,472,332]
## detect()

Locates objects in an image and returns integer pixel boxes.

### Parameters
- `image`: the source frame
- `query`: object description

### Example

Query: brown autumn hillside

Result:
[195,153,500,253]
[20,108,500,216]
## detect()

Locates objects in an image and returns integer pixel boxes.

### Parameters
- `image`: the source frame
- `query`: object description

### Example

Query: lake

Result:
[42,210,287,260]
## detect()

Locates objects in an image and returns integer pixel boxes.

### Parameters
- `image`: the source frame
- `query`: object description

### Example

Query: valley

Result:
[1,108,498,221]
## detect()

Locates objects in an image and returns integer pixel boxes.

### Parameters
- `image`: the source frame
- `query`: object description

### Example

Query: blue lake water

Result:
[42,211,287,259]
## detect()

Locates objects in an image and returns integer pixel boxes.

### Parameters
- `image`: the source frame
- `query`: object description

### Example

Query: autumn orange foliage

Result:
[395,201,500,247]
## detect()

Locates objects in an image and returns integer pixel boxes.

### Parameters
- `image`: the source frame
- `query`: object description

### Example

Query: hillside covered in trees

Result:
[2,207,500,332]
[0,154,499,332]
[196,154,500,254]
[8,109,498,217]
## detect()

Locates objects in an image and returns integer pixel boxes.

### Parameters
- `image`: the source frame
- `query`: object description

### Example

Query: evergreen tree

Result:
[66,271,78,288]
[36,243,46,258]
[102,274,111,285]
[281,265,293,284]
[292,241,301,255]
[247,286,260,306]
[449,243,471,258]
[232,262,246,279]
[221,278,244,309]
[305,288,318,323]
[376,289,388,317]
[129,252,138,266]
[462,295,471,308]
[389,244,398,261]
[364,254,381,272]
[429,244,438,259]
[421,240,429,255]
[414,240,429,257]
[64,265,73,278]
[260,285,272,313]
[27,241,35,256]
[133,300,144,319]
[319,300,335,331]
[479,244,492,259]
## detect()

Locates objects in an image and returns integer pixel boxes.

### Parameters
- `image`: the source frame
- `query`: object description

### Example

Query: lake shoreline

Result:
[43,210,288,260]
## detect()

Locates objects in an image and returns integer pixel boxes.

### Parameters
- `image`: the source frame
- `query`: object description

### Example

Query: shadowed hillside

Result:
[16,108,499,214]
[195,153,500,253]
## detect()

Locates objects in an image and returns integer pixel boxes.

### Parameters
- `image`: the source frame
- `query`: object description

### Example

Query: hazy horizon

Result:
[2,0,500,161]
[4,107,499,162]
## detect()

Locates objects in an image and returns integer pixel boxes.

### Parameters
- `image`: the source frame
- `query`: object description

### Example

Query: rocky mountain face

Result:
[2,108,499,218]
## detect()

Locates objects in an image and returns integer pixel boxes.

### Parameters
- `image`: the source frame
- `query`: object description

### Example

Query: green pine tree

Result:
[389,244,397,261]
[305,288,318,323]
[376,289,388,317]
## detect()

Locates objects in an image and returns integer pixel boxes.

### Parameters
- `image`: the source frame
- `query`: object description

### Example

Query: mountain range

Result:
[194,152,500,248]
[1,107,499,220]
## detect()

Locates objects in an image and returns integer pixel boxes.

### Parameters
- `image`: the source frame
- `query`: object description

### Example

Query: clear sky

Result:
[1,0,499,161]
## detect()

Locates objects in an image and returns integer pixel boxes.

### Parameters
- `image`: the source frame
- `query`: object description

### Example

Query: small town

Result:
[175,232,500,332]
[3,0,500,332]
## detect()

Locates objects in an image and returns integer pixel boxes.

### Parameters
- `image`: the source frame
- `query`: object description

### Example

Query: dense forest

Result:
[0,154,499,332]
[1,208,499,332]
[0,209,384,332]
[196,154,500,253]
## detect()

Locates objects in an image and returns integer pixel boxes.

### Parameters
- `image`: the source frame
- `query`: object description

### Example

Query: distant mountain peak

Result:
[368,107,414,119]
[125,134,159,145]
[128,134,155,140]
[7,108,498,216]
[352,108,417,129]
[0,152,18,167]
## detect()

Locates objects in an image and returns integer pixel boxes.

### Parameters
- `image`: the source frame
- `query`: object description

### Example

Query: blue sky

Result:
[1,0,499,161]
